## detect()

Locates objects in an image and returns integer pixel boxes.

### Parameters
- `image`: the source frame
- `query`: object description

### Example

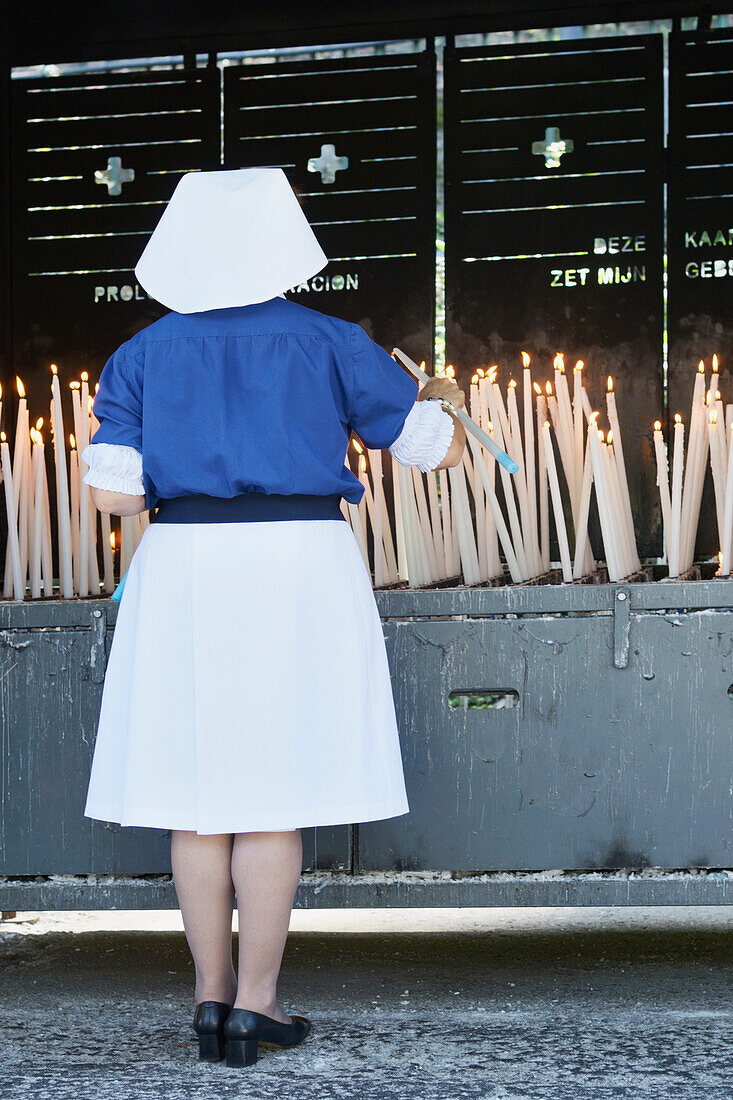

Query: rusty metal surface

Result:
[1,868,731,911]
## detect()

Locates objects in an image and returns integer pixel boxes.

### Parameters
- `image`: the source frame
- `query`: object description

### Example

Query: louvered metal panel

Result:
[223,51,436,360]
[444,35,664,557]
[668,30,733,557]
[10,66,220,383]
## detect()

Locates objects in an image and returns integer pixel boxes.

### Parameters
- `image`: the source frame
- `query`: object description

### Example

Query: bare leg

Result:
[231,829,303,1023]
[170,830,238,1005]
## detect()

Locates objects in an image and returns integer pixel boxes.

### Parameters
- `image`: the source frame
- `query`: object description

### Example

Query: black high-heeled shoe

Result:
[192,1000,233,1061]
[223,1007,312,1068]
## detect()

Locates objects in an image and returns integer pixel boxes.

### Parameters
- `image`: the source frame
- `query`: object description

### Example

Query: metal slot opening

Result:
[448,690,519,711]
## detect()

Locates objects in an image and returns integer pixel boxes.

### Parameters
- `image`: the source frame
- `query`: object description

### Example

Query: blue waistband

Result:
[151,491,347,524]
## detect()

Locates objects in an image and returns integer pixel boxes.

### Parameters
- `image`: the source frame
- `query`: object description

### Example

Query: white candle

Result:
[438,466,457,577]
[447,461,480,585]
[573,362,585,511]
[411,465,439,581]
[391,453,408,582]
[75,380,91,597]
[469,375,488,578]
[465,430,521,583]
[554,354,576,504]
[50,366,74,598]
[1,432,24,600]
[523,353,540,577]
[40,445,54,597]
[30,429,43,598]
[536,389,550,573]
[669,414,685,579]
[542,421,573,582]
[721,423,733,575]
[367,448,389,586]
[488,378,528,578]
[425,469,447,579]
[653,420,672,567]
[507,379,537,576]
[587,419,620,581]
[606,375,638,574]
[69,440,80,595]
[572,429,595,580]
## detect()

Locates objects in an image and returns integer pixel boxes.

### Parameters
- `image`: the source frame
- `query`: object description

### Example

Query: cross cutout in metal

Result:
[94,156,135,196]
[531,126,574,169]
[307,144,349,184]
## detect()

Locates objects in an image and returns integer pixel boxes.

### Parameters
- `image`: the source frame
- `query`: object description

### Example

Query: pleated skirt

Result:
[83,517,410,834]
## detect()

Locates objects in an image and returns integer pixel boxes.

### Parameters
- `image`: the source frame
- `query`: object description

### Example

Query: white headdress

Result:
[134,167,327,313]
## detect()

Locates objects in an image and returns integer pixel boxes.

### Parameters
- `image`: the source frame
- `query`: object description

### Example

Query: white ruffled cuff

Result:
[81,442,145,496]
[388,399,456,472]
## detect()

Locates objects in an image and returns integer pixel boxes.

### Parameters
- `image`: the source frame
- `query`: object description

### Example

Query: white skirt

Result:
[84,518,410,834]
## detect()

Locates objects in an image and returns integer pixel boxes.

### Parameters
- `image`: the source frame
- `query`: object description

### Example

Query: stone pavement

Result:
[0,906,731,1099]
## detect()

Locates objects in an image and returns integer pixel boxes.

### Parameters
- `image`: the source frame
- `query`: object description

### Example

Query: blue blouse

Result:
[88,296,419,511]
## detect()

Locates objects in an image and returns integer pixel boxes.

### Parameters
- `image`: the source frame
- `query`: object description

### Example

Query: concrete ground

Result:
[1,905,731,1099]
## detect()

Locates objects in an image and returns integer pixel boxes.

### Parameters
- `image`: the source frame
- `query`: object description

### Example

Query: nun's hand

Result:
[417,376,466,409]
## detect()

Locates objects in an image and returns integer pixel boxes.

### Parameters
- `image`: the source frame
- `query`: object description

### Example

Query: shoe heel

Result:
[226,1037,258,1067]
[198,1032,225,1061]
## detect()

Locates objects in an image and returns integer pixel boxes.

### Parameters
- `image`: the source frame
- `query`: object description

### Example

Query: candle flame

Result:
[608,430,614,444]
[420,361,426,371]
[50,363,58,375]
[521,351,530,369]
[698,360,705,373]
[575,360,584,372]
[471,373,479,385]
[675,413,682,424]
[69,381,80,390]
[553,353,565,372]
[598,430,605,442]
[508,378,517,389]
[712,354,719,372]
[545,381,553,395]
[359,454,367,473]
[654,420,661,431]
[716,390,721,401]
[607,376,613,392]
[533,382,542,395]
[0,431,5,442]
[477,367,485,377]
[706,390,713,405]
[446,364,456,378]
[35,417,43,429]
[87,396,94,413]
[590,411,599,425]
[30,428,38,445]
[16,376,25,398]
[81,371,88,382]
[110,531,116,551]
[69,433,76,449]
[352,437,363,454]
[710,410,717,424]
[487,420,494,431]
[488,367,498,383]
[95,382,99,393]
[543,420,550,429]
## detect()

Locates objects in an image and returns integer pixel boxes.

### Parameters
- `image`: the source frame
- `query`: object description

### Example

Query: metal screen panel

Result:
[444,35,664,556]
[223,50,436,359]
[10,66,220,382]
[668,29,733,557]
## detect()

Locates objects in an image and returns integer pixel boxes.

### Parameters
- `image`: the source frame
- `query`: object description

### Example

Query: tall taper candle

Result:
[1,432,24,599]
[50,365,74,598]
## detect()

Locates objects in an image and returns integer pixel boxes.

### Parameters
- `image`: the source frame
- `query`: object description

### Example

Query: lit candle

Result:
[465,430,521,583]
[391,454,408,582]
[367,448,390,586]
[8,378,29,594]
[573,362,585,510]
[652,420,672,568]
[50,365,74,598]
[469,373,488,578]
[425,468,447,579]
[1,431,24,600]
[36,420,54,597]
[351,439,369,545]
[554,354,576,503]
[438,467,457,578]
[523,352,540,576]
[447,460,480,585]
[708,409,727,551]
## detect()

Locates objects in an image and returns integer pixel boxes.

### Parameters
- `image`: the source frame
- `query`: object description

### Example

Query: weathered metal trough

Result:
[1,578,732,911]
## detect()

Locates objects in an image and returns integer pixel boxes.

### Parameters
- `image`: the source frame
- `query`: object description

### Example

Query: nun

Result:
[81,167,466,1068]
